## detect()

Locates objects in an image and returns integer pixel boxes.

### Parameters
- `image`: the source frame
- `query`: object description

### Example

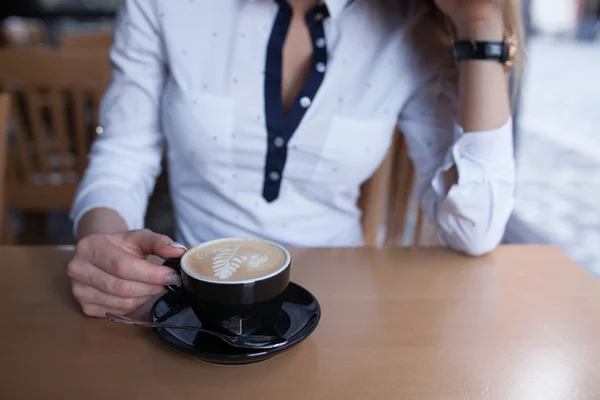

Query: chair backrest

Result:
[0,48,111,211]
[0,17,48,47]
[0,94,10,244]
[58,31,113,50]
[358,133,394,246]
[358,128,439,247]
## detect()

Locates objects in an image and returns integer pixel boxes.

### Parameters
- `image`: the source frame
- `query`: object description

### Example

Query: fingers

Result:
[68,259,168,298]
[126,229,187,260]
[68,230,187,318]
[72,282,155,315]
[79,303,134,318]
[91,247,181,286]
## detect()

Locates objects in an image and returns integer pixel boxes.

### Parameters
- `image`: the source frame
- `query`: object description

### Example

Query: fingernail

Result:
[169,242,188,251]
[165,274,182,286]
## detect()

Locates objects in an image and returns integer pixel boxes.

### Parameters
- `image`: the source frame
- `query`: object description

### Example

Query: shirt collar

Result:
[249,0,352,20]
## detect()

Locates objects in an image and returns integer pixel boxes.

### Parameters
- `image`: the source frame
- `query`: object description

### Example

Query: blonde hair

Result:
[383,0,524,246]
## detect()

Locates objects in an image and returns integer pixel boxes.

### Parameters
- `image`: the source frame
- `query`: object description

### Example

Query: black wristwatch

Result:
[452,36,517,72]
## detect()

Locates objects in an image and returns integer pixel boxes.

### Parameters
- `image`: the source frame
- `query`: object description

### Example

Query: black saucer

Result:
[150,282,321,365]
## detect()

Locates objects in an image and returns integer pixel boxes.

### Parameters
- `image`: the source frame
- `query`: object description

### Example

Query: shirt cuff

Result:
[431,118,514,196]
[69,187,145,237]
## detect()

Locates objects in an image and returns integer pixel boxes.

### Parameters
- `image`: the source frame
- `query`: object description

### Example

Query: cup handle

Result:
[163,258,182,293]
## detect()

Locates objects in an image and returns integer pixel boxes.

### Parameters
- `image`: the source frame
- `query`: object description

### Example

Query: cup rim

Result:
[180,238,291,285]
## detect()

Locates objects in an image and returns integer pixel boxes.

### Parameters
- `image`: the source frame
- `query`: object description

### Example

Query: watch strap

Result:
[452,41,510,64]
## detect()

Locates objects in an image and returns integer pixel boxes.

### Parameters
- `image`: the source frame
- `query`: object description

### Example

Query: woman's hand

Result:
[67,229,187,317]
[434,0,505,40]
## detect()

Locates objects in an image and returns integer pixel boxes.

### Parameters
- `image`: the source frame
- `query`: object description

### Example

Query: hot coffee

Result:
[183,238,287,282]
[168,238,291,335]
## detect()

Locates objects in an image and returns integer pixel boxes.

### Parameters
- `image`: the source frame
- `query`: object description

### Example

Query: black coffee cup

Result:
[164,238,291,336]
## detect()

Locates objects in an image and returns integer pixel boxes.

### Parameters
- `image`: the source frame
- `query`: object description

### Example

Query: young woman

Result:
[67,0,523,317]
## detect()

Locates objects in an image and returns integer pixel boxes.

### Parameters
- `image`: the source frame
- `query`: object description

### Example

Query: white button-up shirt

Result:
[71,0,515,255]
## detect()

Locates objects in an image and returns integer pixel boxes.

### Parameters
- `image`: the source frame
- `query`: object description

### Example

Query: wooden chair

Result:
[0,94,11,244]
[58,31,113,50]
[358,128,439,247]
[0,48,111,243]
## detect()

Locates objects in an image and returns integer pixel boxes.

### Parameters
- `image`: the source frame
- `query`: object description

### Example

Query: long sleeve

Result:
[70,0,166,233]
[398,67,516,256]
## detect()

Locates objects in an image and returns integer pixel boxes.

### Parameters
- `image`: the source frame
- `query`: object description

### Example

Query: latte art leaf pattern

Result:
[208,245,273,280]
[211,245,246,279]
[187,239,286,282]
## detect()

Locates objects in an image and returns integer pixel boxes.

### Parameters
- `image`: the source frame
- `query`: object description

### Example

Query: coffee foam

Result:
[183,239,288,283]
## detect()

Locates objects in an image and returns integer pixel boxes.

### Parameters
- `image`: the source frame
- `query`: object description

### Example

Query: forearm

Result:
[444,19,510,191]
[456,21,510,131]
[77,208,129,239]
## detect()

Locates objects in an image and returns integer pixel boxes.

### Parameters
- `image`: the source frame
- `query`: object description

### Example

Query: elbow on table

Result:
[437,193,513,257]
[445,222,506,257]
[458,237,501,257]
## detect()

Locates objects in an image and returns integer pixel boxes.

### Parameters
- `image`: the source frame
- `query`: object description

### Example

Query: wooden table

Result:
[1,245,599,399]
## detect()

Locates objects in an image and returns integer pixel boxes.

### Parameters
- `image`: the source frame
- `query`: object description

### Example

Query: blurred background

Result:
[0,0,599,275]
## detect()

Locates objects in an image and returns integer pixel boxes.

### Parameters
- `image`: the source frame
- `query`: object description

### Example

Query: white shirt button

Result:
[315,37,326,48]
[269,171,280,181]
[300,97,312,108]
[274,137,285,148]
[316,62,326,73]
